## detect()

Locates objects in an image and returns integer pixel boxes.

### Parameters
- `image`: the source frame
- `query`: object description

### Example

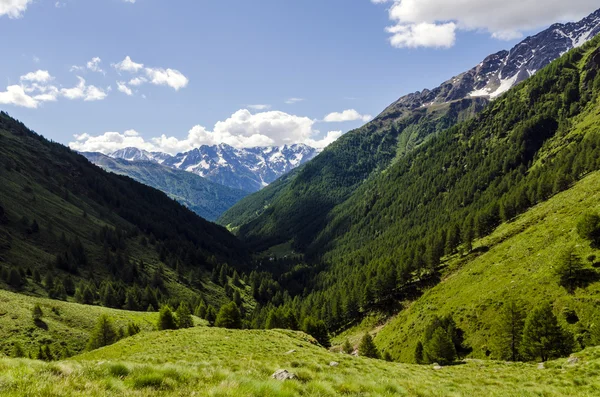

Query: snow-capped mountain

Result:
[110,144,318,192]
[383,8,600,114]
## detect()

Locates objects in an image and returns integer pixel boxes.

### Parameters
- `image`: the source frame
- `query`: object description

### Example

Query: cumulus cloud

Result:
[20,70,54,83]
[112,56,144,73]
[69,109,346,154]
[86,57,104,73]
[112,56,189,91]
[144,67,189,91]
[60,77,108,101]
[0,85,38,108]
[0,0,33,18]
[374,0,600,48]
[323,109,372,123]
[117,81,133,96]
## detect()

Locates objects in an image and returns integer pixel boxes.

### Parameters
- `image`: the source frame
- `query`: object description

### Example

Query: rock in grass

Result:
[272,369,297,380]
[432,364,443,370]
[329,361,339,367]
[566,356,580,365]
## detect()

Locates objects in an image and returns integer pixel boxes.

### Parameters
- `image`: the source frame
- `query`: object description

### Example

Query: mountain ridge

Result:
[110,143,318,193]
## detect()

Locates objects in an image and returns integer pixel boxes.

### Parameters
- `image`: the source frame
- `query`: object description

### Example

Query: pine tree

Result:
[206,306,217,326]
[358,333,380,359]
[520,303,575,362]
[555,247,587,292]
[414,341,424,364]
[194,301,207,319]
[87,315,117,350]
[175,302,194,329]
[491,299,526,361]
[215,302,242,329]
[8,268,23,289]
[157,306,178,330]
[342,339,354,354]
[302,317,331,348]
[424,328,457,365]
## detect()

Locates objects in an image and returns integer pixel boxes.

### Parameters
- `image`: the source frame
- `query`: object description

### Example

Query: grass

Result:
[1,326,600,396]
[375,169,600,362]
[0,289,205,357]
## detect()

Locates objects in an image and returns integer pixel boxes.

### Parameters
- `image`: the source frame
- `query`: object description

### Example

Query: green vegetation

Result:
[219,36,600,351]
[0,110,252,318]
[82,152,248,222]
[358,333,380,359]
[2,326,600,396]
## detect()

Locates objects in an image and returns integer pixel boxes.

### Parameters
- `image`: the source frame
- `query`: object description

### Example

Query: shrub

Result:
[157,306,178,330]
[87,314,117,350]
[358,333,380,359]
[215,302,242,329]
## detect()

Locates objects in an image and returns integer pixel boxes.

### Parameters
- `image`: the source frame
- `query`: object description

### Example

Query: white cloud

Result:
[323,109,372,123]
[247,104,271,110]
[112,56,144,73]
[285,97,304,104]
[376,0,600,48]
[86,57,104,73]
[129,76,147,86]
[117,81,133,96]
[144,67,189,91]
[69,109,345,154]
[60,77,108,101]
[0,0,33,18]
[0,85,38,108]
[387,22,456,48]
[20,70,54,83]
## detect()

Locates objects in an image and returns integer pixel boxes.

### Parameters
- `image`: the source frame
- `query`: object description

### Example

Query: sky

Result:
[0,0,599,154]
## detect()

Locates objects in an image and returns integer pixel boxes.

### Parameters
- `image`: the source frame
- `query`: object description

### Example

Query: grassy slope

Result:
[376,169,600,362]
[82,152,247,222]
[1,327,600,396]
[0,289,205,357]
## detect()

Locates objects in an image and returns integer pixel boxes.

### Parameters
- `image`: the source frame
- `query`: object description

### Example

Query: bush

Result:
[342,339,354,354]
[175,302,193,329]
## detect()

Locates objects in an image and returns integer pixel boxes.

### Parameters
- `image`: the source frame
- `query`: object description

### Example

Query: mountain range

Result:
[81,152,248,221]
[110,143,318,193]
[3,6,600,380]
[221,8,600,250]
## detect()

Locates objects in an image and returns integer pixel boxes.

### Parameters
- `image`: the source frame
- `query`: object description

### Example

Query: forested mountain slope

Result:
[220,9,600,251]
[253,36,600,340]
[0,113,249,313]
[81,152,247,221]
[374,169,600,362]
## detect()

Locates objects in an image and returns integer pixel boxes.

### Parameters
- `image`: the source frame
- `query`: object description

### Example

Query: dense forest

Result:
[217,36,600,359]
[0,112,250,317]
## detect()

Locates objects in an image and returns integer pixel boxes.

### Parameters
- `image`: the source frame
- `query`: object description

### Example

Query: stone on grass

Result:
[272,369,297,381]
[329,361,339,367]
[566,356,580,365]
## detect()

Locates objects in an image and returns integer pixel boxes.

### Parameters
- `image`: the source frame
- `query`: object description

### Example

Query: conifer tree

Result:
[491,299,526,361]
[520,303,574,362]
[358,333,380,359]
[414,341,424,364]
[157,306,178,330]
[194,301,207,319]
[206,306,217,326]
[555,247,586,292]
[215,302,242,329]
[12,342,25,358]
[343,339,354,354]
[175,302,194,329]
[87,315,117,350]
[424,327,457,365]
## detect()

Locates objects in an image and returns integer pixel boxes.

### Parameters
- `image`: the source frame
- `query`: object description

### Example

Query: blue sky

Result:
[0,0,598,154]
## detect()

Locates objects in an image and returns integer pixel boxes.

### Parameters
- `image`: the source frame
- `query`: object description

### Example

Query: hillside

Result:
[220,35,600,342]
[0,289,203,358]
[81,152,247,221]
[2,325,600,396]
[220,9,600,251]
[367,169,600,361]
[0,112,249,314]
